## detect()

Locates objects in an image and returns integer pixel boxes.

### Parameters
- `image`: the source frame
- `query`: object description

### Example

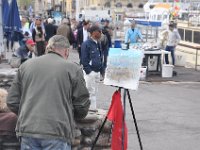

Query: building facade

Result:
[24,0,148,18]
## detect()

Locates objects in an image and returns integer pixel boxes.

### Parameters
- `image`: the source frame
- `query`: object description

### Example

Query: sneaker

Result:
[100,74,104,81]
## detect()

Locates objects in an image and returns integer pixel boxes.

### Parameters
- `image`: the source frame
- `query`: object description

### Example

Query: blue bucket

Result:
[114,40,121,48]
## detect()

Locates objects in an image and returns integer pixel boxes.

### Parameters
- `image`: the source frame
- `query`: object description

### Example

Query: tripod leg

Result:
[91,116,108,150]
[127,90,143,150]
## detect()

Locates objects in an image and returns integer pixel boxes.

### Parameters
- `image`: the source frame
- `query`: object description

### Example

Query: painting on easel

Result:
[104,48,143,90]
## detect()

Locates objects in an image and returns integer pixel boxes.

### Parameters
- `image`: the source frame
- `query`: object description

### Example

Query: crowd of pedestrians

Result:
[1,15,114,149]
[5,15,113,71]
[1,13,182,149]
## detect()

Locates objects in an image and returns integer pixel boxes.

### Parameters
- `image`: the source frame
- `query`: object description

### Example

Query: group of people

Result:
[1,15,114,150]
[10,16,69,61]
[125,20,181,66]
[11,16,113,111]
[9,16,113,69]
[1,16,181,150]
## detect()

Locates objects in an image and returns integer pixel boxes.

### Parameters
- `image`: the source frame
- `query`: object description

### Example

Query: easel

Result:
[91,87,143,150]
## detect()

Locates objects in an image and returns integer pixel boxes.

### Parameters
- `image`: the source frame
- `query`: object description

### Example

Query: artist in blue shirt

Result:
[124,21,143,43]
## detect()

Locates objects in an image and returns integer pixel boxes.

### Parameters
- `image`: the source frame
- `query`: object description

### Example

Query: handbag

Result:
[9,56,21,68]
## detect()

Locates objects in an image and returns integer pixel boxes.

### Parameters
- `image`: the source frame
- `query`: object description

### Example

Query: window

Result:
[194,31,200,44]
[178,28,184,41]
[185,30,192,42]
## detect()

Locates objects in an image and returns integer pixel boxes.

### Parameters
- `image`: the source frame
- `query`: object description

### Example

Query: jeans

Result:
[78,47,82,64]
[165,45,175,65]
[21,137,71,150]
[36,41,45,56]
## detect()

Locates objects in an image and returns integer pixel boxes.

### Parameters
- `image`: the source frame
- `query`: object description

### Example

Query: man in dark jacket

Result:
[77,21,90,64]
[81,25,103,110]
[57,18,75,45]
[45,18,57,42]
[7,35,90,149]
[103,20,112,48]
[100,29,109,80]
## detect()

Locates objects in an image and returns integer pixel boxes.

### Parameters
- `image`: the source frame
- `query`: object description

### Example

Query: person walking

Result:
[124,20,143,44]
[100,28,109,81]
[32,17,46,56]
[6,35,90,150]
[161,23,181,65]
[103,20,112,48]
[57,18,75,46]
[77,21,90,64]
[81,25,103,111]
[29,16,45,35]
[44,18,57,42]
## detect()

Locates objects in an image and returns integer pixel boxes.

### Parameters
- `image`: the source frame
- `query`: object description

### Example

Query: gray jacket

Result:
[7,52,90,144]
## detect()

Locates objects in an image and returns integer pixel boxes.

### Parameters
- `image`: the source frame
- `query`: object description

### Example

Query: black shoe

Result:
[173,71,177,76]
[100,73,105,81]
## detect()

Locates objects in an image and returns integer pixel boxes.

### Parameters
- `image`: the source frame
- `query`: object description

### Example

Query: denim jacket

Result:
[14,45,31,59]
[81,38,103,74]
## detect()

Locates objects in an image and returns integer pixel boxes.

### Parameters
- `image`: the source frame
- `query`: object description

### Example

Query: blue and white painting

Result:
[104,48,144,90]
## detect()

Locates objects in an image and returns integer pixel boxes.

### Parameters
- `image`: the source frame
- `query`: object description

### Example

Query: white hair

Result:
[46,35,70,53]
[48,18,53,24]
[0,88,8,111]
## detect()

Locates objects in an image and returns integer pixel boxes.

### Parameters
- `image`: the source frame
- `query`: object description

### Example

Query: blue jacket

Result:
[81,38,103,74]
[125,28,143,43]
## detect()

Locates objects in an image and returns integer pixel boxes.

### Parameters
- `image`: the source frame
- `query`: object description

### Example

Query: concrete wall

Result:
[176,45,200,70]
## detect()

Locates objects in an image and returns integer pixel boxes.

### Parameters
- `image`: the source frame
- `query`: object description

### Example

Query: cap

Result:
[89,25,101,33]
[26,39,35,45]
